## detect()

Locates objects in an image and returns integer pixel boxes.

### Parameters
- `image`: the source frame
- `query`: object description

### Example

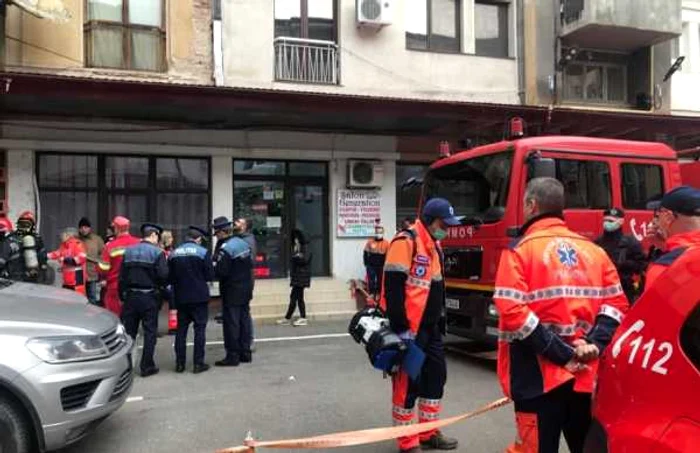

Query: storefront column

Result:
[6,149,35,224]
[211,156,233,221]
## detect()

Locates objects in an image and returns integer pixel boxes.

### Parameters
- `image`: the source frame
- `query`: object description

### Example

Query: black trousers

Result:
[222,302,252,363]
[366,266,383,296]
[513,381,592,453]
[121,292,159,373]
[175,303,208,366]
[285,286,306,319]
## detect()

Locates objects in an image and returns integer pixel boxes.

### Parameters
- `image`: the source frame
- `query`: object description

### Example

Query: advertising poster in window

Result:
[337,189,381,238]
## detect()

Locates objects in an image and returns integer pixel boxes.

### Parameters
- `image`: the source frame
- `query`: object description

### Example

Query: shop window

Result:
[475,1,509,58]
[289,162,327,177]
[681,302,700,373]
[85,0,166,72]
[555,159,611,209]
[621,163,664,210]
[157,158,209,190]
[406,0,461,53]
[234,161,286,176]
[106,156,149,189]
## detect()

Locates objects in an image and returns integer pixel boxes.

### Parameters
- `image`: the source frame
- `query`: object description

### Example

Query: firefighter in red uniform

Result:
[48,228,88,295]
[99,216,140,316]
[494,178,629,453]
[381,198,460,453]
[644,186,700,290]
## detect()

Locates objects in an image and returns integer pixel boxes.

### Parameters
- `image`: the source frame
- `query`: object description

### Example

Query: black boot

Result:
[420,431,458,450]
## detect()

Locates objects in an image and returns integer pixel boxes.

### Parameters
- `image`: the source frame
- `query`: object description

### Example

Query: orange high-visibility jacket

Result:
[364,238,390,268]
[48,237,87,288]
[494,215,629,401]
[644,230,700,290]
[380,220,444,334]
[98,233,140,288]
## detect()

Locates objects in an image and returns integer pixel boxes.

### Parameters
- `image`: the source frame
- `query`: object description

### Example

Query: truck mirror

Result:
[531,158,556,179]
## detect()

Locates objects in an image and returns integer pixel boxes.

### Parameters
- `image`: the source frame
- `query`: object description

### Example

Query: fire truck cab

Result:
[424,136,681,343]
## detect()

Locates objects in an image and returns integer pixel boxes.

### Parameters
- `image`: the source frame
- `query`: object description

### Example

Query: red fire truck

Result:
[424,136,682,344]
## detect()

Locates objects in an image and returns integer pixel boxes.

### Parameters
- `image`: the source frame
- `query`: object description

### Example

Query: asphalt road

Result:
[60,321,518,453]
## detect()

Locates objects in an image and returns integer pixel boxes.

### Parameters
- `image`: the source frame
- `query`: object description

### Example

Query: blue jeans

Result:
[86,281,100,306]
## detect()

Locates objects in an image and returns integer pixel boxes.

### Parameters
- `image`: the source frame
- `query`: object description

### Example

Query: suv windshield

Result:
[424,151,513,225]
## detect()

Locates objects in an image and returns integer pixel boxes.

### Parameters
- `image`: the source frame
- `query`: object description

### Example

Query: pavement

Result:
[60,320,519,453]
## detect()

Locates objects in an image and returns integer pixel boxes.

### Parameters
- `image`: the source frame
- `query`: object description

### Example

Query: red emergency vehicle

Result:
[422,136,682,343]
[586,247,700,452]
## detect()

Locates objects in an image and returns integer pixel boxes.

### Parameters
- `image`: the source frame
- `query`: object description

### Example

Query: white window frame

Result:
[563,61,628,105]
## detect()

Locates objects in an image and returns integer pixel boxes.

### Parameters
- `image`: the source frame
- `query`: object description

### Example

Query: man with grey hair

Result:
[494,177,628,453]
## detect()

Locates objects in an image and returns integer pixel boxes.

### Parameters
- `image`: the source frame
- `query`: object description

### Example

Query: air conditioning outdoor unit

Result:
[348,160,384,188]
[356,0,393,27]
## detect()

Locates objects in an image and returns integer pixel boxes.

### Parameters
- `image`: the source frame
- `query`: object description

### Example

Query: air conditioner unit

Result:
[356,0,392,27]
[348,160,384,188]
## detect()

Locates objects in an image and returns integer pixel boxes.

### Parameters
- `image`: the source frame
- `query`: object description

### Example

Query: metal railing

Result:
[561,0,585,25]
[274,37,340,85]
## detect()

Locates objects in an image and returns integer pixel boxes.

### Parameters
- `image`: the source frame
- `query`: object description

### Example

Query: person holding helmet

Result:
[644,186,700,290]
[7,210,48,283]
[99,216,140,316]
[381,198,461,453]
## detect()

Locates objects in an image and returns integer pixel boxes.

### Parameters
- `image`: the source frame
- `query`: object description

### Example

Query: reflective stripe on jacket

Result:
[494,215,629,401]
[99,234,140,289]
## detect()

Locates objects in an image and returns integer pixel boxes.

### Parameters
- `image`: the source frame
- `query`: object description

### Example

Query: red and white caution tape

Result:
[216,397,511,452]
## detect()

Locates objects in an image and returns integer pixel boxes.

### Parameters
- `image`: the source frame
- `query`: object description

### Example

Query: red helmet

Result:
[0,217,13,233]
[18,211,35,223]
[111,216,130,233]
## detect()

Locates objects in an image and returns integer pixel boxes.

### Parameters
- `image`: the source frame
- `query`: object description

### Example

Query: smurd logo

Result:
[557,242,578,268]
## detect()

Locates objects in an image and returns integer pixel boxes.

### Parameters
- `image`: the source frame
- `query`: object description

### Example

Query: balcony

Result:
[560,0,682,51]
[274,37,340,85]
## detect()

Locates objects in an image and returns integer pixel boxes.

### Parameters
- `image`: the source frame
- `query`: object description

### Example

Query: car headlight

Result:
[26,336,110,364]
[487,303,499,318]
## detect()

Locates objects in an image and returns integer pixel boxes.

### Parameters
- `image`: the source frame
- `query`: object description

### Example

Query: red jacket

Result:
[99,233,140,289]
[494,215,629,401]
[644,229,700,290]
[48,237,87,288]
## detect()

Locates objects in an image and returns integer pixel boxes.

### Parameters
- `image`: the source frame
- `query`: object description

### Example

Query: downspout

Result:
[517,0,526,104]
[212,0,225,86]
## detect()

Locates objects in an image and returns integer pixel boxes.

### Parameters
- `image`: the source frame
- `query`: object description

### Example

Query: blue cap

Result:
[659,186,700,216]
[422,198,463,226]
[141,223,163,236]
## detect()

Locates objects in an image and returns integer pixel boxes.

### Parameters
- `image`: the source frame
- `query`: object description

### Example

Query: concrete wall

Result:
[6,150,35,224]
[4,0,213,84]
[672,2,700,115]
[568,0,682,34]
[221,0,520,104]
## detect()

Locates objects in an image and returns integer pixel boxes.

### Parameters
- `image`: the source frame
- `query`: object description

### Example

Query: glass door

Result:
[290,184,328,276]
[234,180,287,278]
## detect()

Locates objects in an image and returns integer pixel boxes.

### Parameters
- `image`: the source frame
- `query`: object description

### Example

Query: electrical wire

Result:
[4,35,84,65]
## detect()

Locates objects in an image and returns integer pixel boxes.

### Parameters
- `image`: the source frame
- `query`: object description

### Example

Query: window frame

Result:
[273,0,339,42]
[474,0,510,59]
[563,61,628,105]
[405,0,462,54]
[84,0,167,72]
[620,162,665,210]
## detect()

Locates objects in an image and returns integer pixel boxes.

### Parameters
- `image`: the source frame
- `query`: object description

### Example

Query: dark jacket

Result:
[239,232,257,285]
[5,232,48,283]
[215,235,253,305]
[595,230,646,301]
[118,241,169,300]
[290,239,312,288]
[169,240,214,306]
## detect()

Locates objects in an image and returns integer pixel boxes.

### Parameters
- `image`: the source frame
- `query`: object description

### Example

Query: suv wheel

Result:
[0,396,32,453]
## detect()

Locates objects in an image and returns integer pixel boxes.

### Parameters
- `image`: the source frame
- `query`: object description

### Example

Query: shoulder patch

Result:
[654,247,688,266]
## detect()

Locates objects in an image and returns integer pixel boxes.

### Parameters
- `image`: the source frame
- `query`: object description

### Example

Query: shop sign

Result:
[337,189,381,238]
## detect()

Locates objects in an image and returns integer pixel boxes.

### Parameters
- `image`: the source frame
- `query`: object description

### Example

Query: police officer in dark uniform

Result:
[595,208,646,303]
[169,226,214,374]
[212,216,253,367]
[119,223,169,377]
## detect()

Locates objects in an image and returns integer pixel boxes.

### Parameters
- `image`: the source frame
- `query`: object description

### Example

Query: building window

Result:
[564,63,627,104]
[555,159,611,209]
[274,0,336,41]
[37,154,209,250]
[621,163,664,210]
[406,0,461,53]
[84,0,165,72]
[475,1,509,58]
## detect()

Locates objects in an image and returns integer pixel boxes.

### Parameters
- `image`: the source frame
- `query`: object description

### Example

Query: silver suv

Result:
[0,280,133,452]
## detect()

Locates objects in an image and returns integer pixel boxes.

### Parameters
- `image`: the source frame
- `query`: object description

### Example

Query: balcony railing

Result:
[274,37,340,85]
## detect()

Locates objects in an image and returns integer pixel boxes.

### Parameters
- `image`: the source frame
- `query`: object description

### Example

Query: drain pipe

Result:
[517,0,526,105]
[212,0,225,86]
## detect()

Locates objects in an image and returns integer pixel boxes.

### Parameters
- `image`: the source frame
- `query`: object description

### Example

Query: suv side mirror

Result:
[531,158,556,179]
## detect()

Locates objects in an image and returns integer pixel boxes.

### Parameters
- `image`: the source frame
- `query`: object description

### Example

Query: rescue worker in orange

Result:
[381,198,460,453]
[364,224,390,299]
[48,228,88,295]
[494,178,629,453]
[99,216,140,316]
[644,186,700,290]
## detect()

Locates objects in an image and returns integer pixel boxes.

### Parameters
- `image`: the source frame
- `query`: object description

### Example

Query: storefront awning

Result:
[9,0,71,22]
